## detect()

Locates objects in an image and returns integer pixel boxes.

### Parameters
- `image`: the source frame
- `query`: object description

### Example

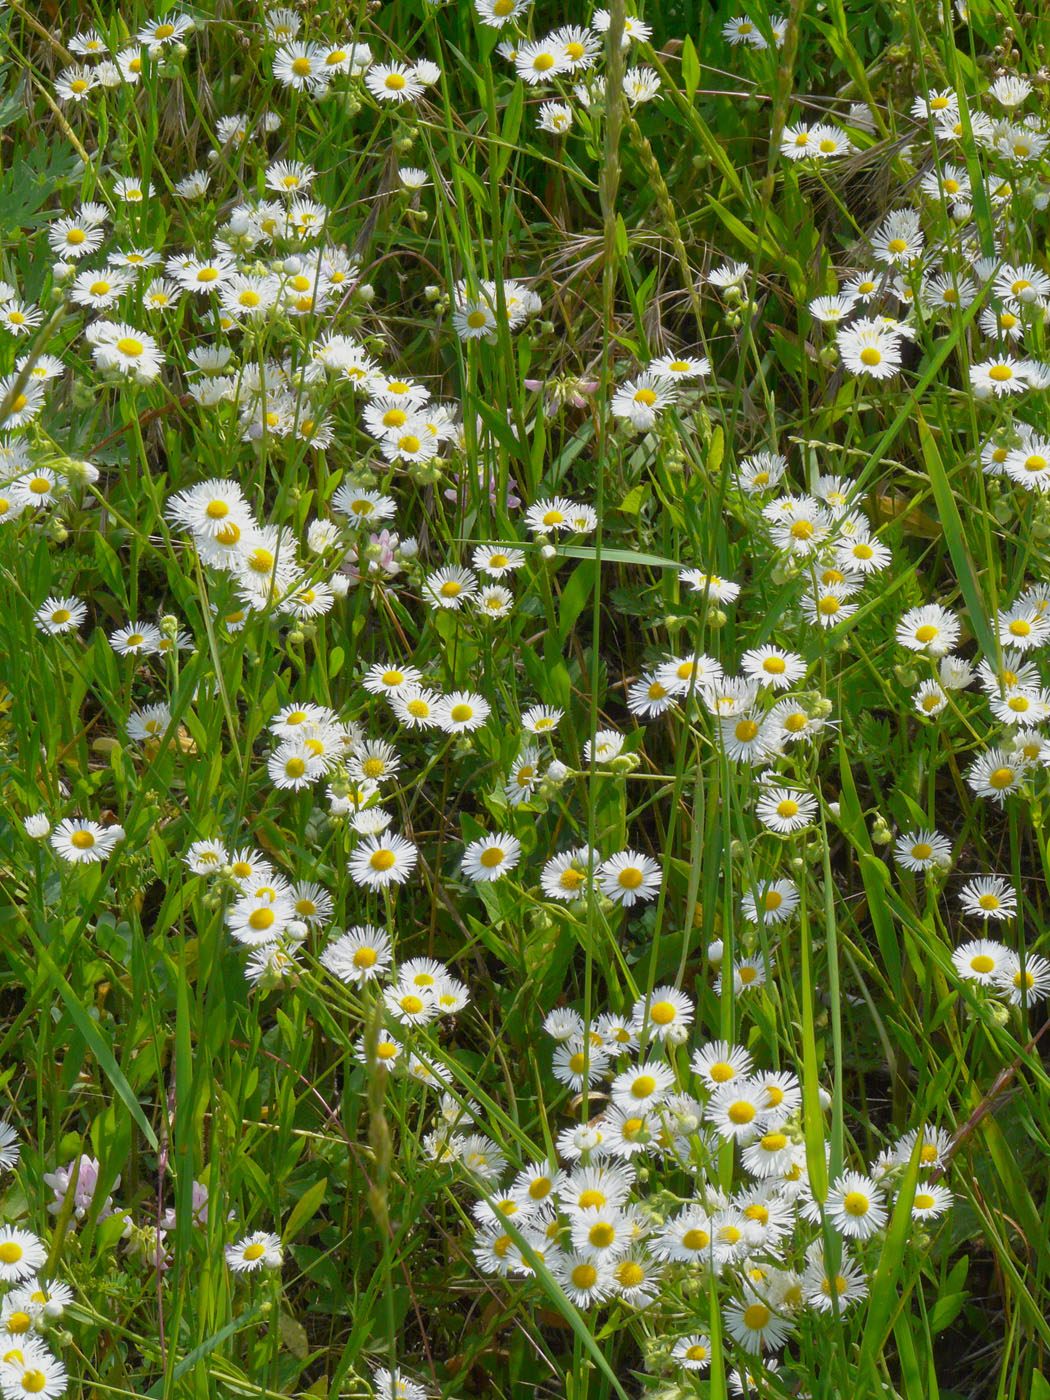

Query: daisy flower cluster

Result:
[463,992,953,1385]
[4,0,1050,1393]
[803,78,1050,391]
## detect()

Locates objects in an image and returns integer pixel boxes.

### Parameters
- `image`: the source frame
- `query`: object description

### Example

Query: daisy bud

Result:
[63,457,98,485]
[357,284,375,303]
[541,543,557,559]
[424,285,441,302]
[707,939,724,964]
[708,609,727,629]
[872,820,892,846]
[609,754,639,774]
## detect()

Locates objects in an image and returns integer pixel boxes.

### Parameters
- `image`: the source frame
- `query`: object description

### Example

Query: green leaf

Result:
[858,1130,925,1382]
[918,411,998,663]
[143,1307,267,1397]
[681,35,700,102]
[283,1176,330,1244]
[279,1311,310,1361]
[495,84,523,178]
[615,213,629,259]
[618,483,648,514]
[557,561,596,643]
[557,544,680,569]
[20,918,157,1148]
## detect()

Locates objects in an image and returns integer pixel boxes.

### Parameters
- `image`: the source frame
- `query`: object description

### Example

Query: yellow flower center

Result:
[776,799,799,818]
[577,1189,605,1209]
[370,849,396,871]
[291,57,312,76]
[728,1101,755,1124]
[735,719,759,742]
[710,1061,734,1082]
[479,847,505,868]
[911,842,933,861]
[743,1303,771,1330]
[988,365,1013,382]
[249,909,275,931]
[681,1228,709,1250]
[634,388,657,406]
[571,1263,597,1289]
[618,867,644,889]
[0,1243,23,1263]
[887,238,908,254]
[988,766,1015,789]
[116,337,143,356]
[70,831,96,850]
[860,346,883,366]
[385,73,407,90]
[616,1260,644,1287]
[631,1075,656,1098]
[589,1223,615,1248]
[843,1191,870,1216]
[449,703,472,723]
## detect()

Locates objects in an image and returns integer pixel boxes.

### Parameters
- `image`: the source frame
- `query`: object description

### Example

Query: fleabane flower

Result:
[348,832,418,888]
[598,851,662,907]
[461,834,521,883]
[958,875,1016,921]
[226,1231,283,1273]
[610,371,677,430]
